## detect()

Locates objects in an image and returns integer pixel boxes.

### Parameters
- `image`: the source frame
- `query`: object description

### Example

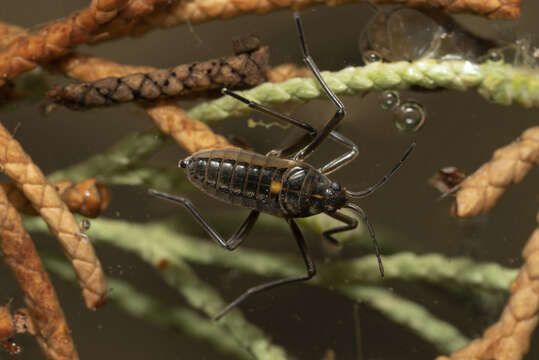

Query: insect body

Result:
[150,13,415,320]
[182,148,344,218]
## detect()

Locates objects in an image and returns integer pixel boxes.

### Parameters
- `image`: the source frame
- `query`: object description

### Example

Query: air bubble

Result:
[393,101,425,132]
[76,232,90,242]
[80,218,91,231]
[379,90,400,111]
[363,50,382,63]
[487,49,504,62]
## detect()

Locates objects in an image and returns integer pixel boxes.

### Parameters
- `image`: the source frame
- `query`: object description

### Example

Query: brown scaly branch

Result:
[452,126,539,218]
[436,211,539,360]
[1,178,110,219]
[0,185,79,359]
[47,37,269,109]
[0,124,107,310]
[0,0,175,86]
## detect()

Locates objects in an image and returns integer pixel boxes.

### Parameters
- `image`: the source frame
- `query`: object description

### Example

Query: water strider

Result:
[150,13,415,320]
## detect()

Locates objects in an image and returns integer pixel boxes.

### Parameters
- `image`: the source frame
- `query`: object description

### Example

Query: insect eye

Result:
[179,159,189,168]
[325,188,335,197]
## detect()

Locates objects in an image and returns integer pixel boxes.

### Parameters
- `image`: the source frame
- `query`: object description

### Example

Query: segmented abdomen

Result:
[183,149,330,217]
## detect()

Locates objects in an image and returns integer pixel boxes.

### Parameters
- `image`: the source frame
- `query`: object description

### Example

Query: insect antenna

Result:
[344,202,384,276]
[345,142,416,198]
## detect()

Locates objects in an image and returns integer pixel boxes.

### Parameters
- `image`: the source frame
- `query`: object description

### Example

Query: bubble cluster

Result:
[393,101,426,132]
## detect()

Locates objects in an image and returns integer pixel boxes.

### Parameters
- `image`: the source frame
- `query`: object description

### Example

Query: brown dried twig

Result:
[47,37,269,109]
[436,211,539,360]
[370,0,521,19]
[1,178,110,219]
[134,0,521,40]
[0,123,107,310]
[144,103,236,153]
[452,127,539,218]
[0,185,79,360]
[0,22,26,50]
[0,0,176,86]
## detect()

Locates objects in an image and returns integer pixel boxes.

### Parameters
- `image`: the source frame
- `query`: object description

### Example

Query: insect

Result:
[149,13,415,320]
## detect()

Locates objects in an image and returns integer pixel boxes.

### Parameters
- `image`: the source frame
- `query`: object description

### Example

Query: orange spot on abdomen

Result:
[270,180,282,194]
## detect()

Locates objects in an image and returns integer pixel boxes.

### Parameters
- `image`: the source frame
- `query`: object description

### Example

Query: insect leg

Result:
[322,211,358,245]
[214,218,316,320]
[148,189,259,250]
[223,88,357,166]
[345,203,384,277]
[318,131,358,175]
[293,12,345,161]
[222,88,315,136]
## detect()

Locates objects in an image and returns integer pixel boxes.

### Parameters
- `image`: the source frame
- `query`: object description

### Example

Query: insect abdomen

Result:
[184,149,294,216]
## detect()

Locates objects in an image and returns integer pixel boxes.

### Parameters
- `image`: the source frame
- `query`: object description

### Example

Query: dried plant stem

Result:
[0,0,174,86]
[452,126,539,217]
[0,22,26,50]
[48,44,269,109]
[44,258,254,360]
[436,211,539,360]
[188,60,539,122]
[0,306,14,341]
[1,178,110,218]
[370,0,521,18]
[144,103,235,153]
[0,187,78,360]
[50,53,155,80]
[0,123,106,309]
[137,0,520,40]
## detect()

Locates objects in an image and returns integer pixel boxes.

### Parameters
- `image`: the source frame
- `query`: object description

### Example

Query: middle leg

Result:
[222,88,357,174]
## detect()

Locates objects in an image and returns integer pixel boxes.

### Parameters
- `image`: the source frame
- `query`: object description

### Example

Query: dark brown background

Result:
[1,1,538,359]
